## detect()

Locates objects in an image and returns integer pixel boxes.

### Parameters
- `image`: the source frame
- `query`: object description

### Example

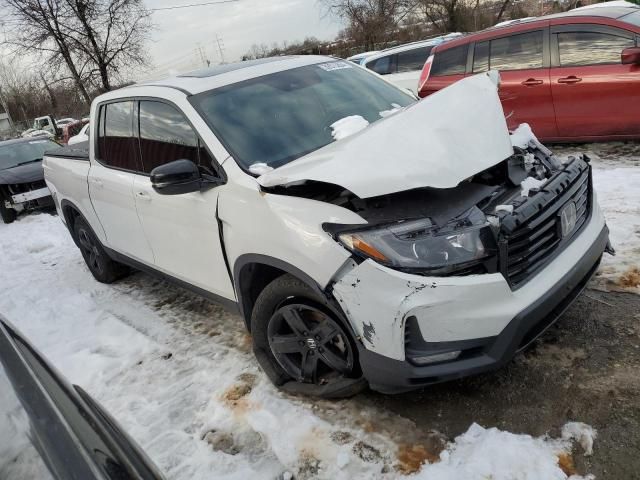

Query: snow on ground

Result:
[4,144,639,479]
[554,143,640,293]
[0,214,600,479]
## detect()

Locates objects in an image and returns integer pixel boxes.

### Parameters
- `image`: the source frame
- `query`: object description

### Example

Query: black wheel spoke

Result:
[78,231,93,251]
[282,307,308,335]
[300,350,318,382]
[313,320,339,344]
[270,334,302,354]
[319,347,351,374]
[268,303,354,386]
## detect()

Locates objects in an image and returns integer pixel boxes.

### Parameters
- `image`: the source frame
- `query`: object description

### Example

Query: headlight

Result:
[331,211,497,275]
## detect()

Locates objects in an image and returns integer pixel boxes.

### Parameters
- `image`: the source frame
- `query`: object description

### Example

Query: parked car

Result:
[0,315,164,480]
[32,115,60,136]
[418,3,640,142]
[44,56,611,397]
[55,117,78,128]
[68,122,90,145]
[346,50,380,65]
[61,120,85,145]
[23,129,55,139]
[362,34,462,92]
[0,137,57,224]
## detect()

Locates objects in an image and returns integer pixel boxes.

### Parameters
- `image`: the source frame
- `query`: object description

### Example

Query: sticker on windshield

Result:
[318,62,352,72]
[28,140,48,144]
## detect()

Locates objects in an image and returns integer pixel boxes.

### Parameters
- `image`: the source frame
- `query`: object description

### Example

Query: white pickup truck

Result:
[43,56,612,397]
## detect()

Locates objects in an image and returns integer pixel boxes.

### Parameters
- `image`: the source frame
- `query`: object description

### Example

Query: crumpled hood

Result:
[257,71,515,199]
[0,161,44,185]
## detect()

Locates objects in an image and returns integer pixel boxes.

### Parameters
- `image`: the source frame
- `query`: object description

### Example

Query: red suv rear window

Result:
[431,45,468,76]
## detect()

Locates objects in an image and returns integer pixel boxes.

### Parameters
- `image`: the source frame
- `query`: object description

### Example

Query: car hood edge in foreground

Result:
[0,161,45,185]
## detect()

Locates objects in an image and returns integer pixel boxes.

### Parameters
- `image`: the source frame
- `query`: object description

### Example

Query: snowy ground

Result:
[1,145,638,479]
[555,143,640,294]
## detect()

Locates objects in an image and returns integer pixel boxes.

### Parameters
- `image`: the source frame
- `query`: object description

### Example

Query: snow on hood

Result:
[257,71,515,199]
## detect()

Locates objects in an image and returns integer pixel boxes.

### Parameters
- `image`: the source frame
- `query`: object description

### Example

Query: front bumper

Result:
[4,186,53,212]
[11,186,51,204]
[331,200,608,393]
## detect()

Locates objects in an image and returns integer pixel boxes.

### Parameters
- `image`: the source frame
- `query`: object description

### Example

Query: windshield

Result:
[0,140,58,170]
[190,60,415,171]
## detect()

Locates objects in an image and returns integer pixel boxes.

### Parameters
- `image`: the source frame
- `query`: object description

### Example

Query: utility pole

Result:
[215,34,226,64]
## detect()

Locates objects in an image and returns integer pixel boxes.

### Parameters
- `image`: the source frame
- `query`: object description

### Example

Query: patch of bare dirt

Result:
[558,453,577,476]
[395,443,441,474]
[618,266,640,288]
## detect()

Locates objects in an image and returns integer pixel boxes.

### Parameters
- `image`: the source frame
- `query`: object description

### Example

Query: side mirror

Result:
[151,159,216,195]
[621,46,640,65]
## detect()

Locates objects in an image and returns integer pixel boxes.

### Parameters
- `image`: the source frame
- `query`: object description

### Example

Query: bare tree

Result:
[321,0,417,50]
[2,0,152,102]
[2,0,92,103]
[63,0,152,92]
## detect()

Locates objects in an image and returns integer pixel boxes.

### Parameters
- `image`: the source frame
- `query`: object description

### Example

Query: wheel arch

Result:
[60,199,83,247]
[233,254,328,331]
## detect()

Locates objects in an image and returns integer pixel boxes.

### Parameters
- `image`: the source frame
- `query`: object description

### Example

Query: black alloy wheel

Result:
[77,227,104,275]
[73,217,128,283]
[267,303,355,385]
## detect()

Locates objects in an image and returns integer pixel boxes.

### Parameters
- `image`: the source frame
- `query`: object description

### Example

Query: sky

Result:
[139,0,344,81]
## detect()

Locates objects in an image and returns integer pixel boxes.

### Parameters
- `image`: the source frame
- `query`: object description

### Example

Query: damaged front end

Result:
[1,180,53,213]
[271,126,594,290]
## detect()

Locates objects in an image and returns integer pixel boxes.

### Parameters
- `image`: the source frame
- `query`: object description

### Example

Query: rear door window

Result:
[138,101,210,174]
[489,31,544,70]
[366,55,396,75]
[431,45,468,76]
[396,46,432,72]
[557,31,635,66]
[97,101,137,170]
[473,41,490,72]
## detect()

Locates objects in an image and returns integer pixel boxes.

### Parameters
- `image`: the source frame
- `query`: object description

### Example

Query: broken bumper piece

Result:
[331,202,608,394]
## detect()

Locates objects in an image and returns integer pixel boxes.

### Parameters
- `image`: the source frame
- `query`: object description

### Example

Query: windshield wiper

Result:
[16,158,42,166]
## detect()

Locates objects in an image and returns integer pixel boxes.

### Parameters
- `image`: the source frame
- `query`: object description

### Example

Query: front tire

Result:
[0,200,17,224]
[251,274,366,398]
[73,217,129,283]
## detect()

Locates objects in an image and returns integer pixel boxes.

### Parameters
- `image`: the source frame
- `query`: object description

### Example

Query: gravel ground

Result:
[357,289,640,479]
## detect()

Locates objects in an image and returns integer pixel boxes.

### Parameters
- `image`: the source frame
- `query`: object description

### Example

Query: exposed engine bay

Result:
[264,130,593,286]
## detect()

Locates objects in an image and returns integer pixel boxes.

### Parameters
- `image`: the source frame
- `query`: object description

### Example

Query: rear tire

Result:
[251,274,366,398]
[73,217,129,283]
[0,200,17,224]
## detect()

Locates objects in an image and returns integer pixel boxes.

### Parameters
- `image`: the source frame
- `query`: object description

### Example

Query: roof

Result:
[434,2,639,52]
[362,34,463,64]
[124,55,334,96]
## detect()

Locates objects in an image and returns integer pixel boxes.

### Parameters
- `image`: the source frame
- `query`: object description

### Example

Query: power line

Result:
[150,0,240,11]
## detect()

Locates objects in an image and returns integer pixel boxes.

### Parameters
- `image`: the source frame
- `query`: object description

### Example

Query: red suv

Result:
[418,4,640,142]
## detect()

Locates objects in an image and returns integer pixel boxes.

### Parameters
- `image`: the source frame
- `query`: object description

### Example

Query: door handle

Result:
[521,78,543,86]
[557,76,582,84]
[136,191,152,202]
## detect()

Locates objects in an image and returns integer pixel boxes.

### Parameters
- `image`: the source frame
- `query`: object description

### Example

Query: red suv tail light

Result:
[418,54,434,97]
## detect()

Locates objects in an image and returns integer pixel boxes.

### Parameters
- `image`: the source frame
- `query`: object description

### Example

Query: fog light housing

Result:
[409,350,461,366]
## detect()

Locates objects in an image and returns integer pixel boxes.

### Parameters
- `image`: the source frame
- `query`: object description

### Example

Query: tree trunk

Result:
[495,0,511,23]
[40,73,58,110]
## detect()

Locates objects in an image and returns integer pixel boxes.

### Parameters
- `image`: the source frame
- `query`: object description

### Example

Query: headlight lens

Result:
[334,213,496,275]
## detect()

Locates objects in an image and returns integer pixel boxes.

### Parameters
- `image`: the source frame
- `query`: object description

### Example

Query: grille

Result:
[501,165,591,287]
